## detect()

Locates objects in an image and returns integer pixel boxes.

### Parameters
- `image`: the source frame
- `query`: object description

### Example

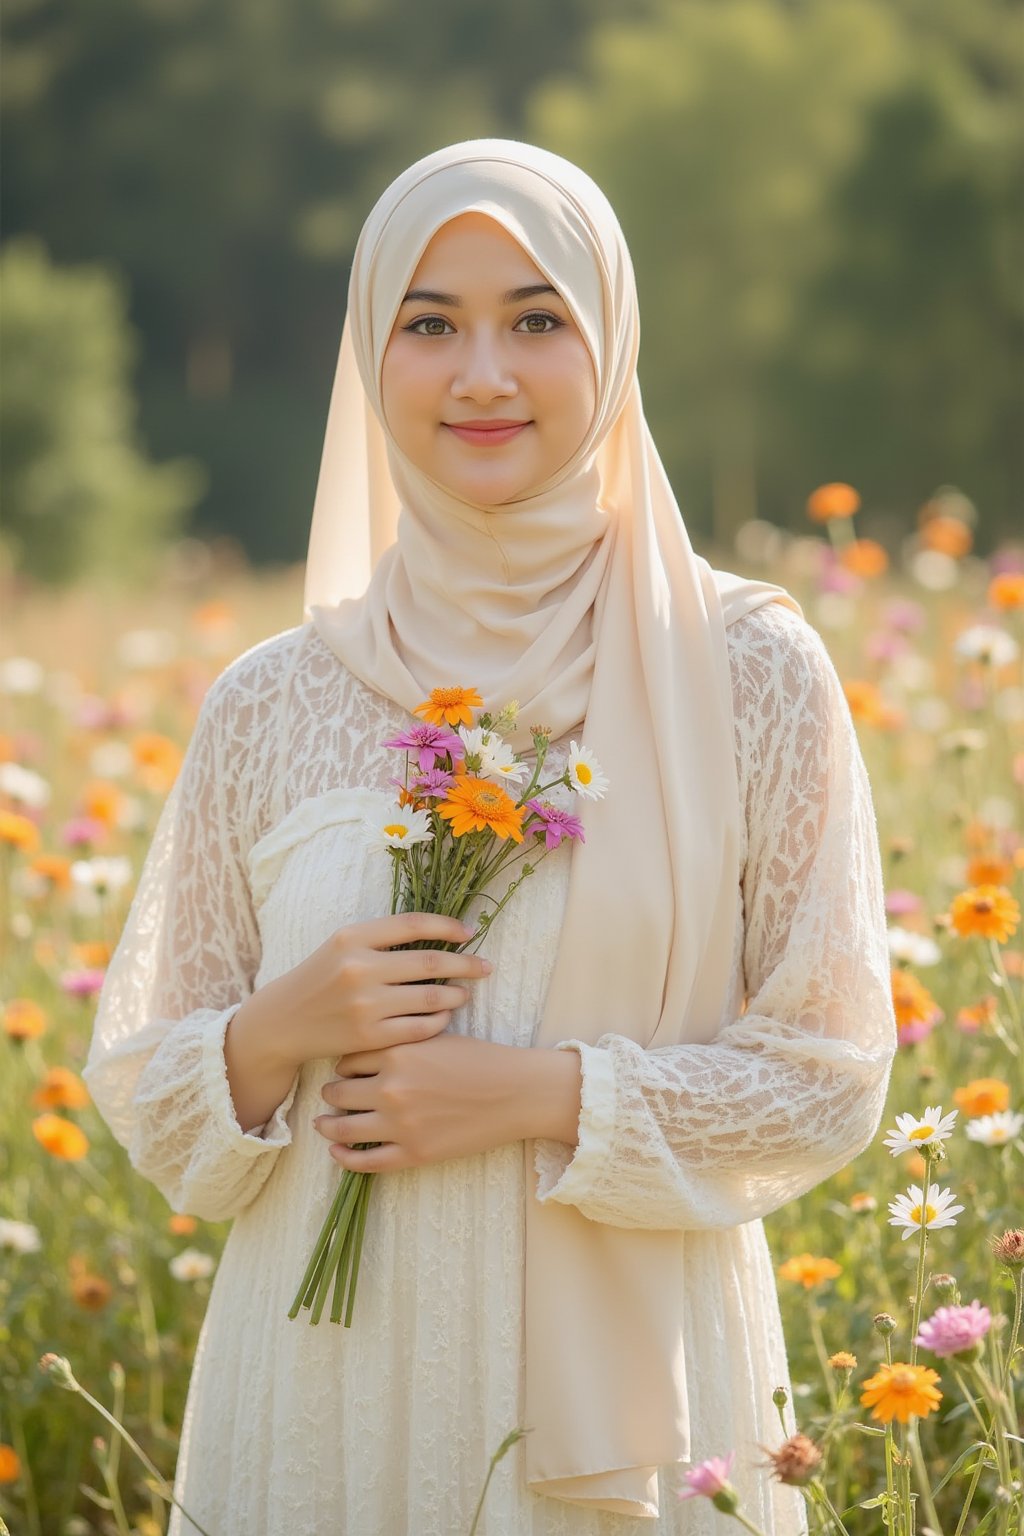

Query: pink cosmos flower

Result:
[678,1451,736,1501]
[60,968,107,998]
[399,768,456,799]
[883,598,926,634]
[525,799,586,851]
[61,817,109,848]
[382,724,465,773]
[898,1015,940,1046]
[913,1300,992,1358]
[886,888,923,917]
[866,631,911,663]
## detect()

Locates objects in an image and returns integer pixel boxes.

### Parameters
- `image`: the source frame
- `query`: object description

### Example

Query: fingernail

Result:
[480,959,494,974]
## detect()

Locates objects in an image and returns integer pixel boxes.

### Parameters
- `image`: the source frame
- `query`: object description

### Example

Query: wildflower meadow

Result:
[1,485,1022,1534]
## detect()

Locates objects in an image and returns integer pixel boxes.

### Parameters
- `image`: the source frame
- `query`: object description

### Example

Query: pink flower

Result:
[886,888,923,917]
[60,968,107,998]
[678,1451,735,1501]
[391,768,455,799]
[866,631,911,663]
[899,1016,939,1046]
[524,799,586,851]
[914,1300,992,1358]
[60,817,109,848]
[382,724,465,772]
[883,598,926,634]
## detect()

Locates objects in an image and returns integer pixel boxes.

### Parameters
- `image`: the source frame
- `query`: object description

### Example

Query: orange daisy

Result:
[843,680,888,727]
[989,572,1024,610]
[413,687,484,730]
[838,539,889,578]
[953,1078,1010,1118]
[132,733,183,794]
[891,969,939,1034]
[0,1444,20,1483]
[71,940,113,968]
[80,780,124,829]
[860,1362,942,1424]
[4,998,47,1041]
[26,853,73,892]
[0,810,40,853]
[806,482,860,522]
[966,856,1015,887]
[919,513,972,558]
[437,778,524,842]
[32,1066,90,1111]
[948,885,1019,944]
[169,1213,198,1236]
[32,1113,89,1161]
[777,1254,842,1289]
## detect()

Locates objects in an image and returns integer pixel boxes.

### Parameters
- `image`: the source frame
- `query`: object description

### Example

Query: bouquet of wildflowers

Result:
[289,686,608,1326]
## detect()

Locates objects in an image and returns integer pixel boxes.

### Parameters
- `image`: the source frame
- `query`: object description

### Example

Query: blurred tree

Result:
[0,237,204,585]
[529,0,1022,548]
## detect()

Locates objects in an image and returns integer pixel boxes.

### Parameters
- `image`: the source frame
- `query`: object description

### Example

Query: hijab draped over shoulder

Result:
[304,137,803,1518]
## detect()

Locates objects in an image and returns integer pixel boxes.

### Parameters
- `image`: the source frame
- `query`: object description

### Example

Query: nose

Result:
[451,327,517,404]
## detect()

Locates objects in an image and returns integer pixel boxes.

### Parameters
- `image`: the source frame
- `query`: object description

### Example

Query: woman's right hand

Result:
[262,912,492,1071]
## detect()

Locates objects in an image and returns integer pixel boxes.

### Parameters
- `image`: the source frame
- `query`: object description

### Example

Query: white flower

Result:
[887,927,942,967]
[888,1184,964,1241]
[0,1218,42,1254]
[0,763,51,809]
[566,742,609,801]
[360,805,434,850]
[965,1111,1024,1147]
[479,743,529,787]
[458,726,492,761]
[117,628,179,669]
[883,1106,959,1156]
[169,1248,216,1281]
[0,657,45,695]
[70,857,133,894]
[88,741,135,778]
[954,625,1019,667]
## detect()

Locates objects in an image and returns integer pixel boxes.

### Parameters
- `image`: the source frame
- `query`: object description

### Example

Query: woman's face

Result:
[380,212,597,507]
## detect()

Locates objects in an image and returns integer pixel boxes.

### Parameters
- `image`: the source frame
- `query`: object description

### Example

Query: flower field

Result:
[1,490,1022,1534]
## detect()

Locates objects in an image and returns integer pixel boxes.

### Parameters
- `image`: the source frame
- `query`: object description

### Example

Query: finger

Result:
[330,1140,408,1174]
[381,948,493,984]
[320,1075,376,1112]
[376,982,469,1019]
[342,912,474,953]
[316,1110,386,1146]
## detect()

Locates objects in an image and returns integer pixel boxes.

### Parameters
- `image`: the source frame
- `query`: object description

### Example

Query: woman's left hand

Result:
[313,1032,581,1173]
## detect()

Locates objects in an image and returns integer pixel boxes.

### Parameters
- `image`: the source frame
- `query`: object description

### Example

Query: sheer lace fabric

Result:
[83,604,895,1534]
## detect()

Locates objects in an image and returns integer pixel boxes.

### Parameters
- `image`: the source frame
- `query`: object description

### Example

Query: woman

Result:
[84,139,896,1533]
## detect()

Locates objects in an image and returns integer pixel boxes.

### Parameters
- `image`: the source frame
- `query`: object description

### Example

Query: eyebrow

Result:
[399,283,559,308]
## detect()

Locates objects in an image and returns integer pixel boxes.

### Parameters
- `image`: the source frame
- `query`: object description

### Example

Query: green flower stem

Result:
[808,1296,838,1410]
[908,1159,932,1369]
[967,1362,1013,1485]
[987,937,1022,1051]
[727,1511,770,1536]
[951,1364,992,1439]
[288,1173,354,1318]
[468,1429,529,1536]
[1002,1266,1023,1392]
[906,1417,945,1536]
[307,1171,365,1324]
[808,1479,852,1536]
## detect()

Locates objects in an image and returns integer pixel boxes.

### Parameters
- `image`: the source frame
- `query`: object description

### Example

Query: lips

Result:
[445,421,532,446]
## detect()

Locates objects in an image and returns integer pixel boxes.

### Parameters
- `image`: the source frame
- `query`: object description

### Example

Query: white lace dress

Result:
[83,602,896,1535]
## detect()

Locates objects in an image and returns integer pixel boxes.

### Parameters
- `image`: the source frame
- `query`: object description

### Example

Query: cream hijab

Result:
[304,139,803,1518]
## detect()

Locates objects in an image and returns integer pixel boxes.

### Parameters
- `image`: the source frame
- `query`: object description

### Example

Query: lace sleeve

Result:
[82,644,301,1221]
[533,604,897,1229]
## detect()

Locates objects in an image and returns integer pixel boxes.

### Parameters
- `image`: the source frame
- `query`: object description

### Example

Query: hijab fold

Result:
[304,138,803,1517]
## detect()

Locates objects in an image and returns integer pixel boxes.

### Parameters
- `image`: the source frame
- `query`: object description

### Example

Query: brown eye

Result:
[405,316,453,336]
[515,313,562,334]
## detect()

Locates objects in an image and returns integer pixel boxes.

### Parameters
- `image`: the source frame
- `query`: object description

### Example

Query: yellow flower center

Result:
[990,1128,1008,1142]
[908,1126,934,1141]
[909,1203,937,1225]
[432,688,465,707]
[891,1367,917,1390]
[575,763,593,785]
[384,824,408,839]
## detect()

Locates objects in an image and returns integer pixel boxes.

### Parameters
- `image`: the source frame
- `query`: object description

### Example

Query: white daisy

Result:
[566,741,609,801]
[954,625,1019,667]
[479,741,529,787]
[360,805,434,850]
[169,1248,216,1281]
[0,1218,42,1254]
[0,657,45,695]
[883,1106,959,1157]
[888,1184,964,1241]
[0,763,51,809]
[965,1111,1024,1147]
[887,927,941,967]
[70,857,134,894]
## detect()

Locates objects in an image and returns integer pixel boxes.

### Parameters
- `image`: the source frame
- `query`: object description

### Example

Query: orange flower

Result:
[191,599,237,632]
[32,1113,89,1161]
[413,687,485,729]
[843,680,887,726]
[437,778,524,842]
[953,1078,1010,1118]
[956,995,998,1032]
[72,940,113,968]
[4,998,47,1041]
[807,482,860,522]
[69,1256,113,1312]
[860,1362,942,1424]
[919,514,972,558]
[32,1066,91,1111]
[963,818,996,853]
[0,1443,20,1483]
[168,1213,197,1236]
[829,1351,858,1371]
[0,734,14,764]
[891,969,939,1034]
[80,780,124,828]
[27,852,73,891]
[989,572,1024,609]
[132,734,183,793]
[966,856,1014,887]
[838,539,889,578]
[0,810,40,853]
[948,885,1020,943]
[777,1254,842,1289]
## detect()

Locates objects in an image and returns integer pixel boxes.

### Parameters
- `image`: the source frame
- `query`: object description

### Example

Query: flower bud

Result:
[992,1229,1024,1269]
[874,1313,897,1337]
[763,1433,823,1487]
[711,1486,741,1515]
[772,1386,789,1409]
[828,1351,857,1373]
[38,1353,76,1390]
[932,1273,960,1303]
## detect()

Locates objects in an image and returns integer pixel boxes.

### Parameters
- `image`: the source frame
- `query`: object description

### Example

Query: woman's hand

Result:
[313,1033,583,1172]
[224,911,491,1136]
